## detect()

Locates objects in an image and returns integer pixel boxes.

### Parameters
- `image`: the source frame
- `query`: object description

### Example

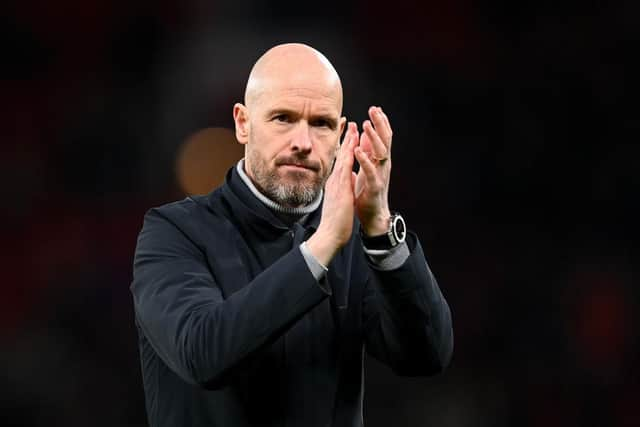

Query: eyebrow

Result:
[267,108,339,130]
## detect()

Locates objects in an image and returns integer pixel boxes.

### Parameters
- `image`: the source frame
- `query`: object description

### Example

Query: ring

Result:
[373,156,389,162]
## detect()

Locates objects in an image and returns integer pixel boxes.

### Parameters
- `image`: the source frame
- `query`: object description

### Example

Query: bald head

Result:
[244,43,343,112]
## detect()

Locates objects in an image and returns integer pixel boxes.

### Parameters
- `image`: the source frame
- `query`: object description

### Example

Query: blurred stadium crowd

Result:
[1,1,637,426]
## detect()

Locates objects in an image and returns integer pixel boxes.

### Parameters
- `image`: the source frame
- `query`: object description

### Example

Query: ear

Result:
[336,116,348,154]
[233,103,250,145]
[338,116,347,136]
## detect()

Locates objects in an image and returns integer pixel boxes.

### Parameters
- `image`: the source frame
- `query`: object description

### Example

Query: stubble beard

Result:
[246,149,329,208]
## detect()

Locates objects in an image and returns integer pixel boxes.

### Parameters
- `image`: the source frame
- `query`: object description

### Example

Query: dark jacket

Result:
[131,167,453,427]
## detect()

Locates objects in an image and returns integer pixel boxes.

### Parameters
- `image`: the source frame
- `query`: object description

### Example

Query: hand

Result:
[354,106,393,236]
[306,122,359,265]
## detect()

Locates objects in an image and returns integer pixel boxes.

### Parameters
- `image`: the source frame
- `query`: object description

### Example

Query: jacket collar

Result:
[212,166,322,236]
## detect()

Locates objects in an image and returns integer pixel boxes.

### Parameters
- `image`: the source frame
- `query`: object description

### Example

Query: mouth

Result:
[279,163,317,172]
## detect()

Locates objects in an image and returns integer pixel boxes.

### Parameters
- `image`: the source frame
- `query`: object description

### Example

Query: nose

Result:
[290,122,313,153]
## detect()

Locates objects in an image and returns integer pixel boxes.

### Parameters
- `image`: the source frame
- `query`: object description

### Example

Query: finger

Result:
[337,122,356,180]
[345,122,358,155]
[332,124,351,176]
[379,107,392,133]
[339,121,350,145]
[355,146,381,190]
[368,106,392,147]
[363,119,388,160]
[343,127,357,177]
[359,129,372,157]
[379,108,393,150]
[351,171,357,194]
[340,122,356,156]
[348,121,359,147]
[354,169,364,198]
[374,106,392,129]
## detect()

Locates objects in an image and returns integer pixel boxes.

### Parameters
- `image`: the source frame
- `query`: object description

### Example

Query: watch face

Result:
[392,215,406,243]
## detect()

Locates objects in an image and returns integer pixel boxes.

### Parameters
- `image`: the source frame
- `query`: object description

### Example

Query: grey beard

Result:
[267,180,318,207]
[248,151,324,208]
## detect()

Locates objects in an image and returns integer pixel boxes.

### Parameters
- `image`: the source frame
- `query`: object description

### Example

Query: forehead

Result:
[265,88,340,113]
[253,74,343,114]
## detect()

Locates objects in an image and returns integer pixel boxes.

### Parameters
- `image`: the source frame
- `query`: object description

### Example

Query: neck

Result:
[236,159,322,215]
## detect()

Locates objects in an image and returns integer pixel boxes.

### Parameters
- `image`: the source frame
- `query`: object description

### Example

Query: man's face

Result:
[241,83,346,207]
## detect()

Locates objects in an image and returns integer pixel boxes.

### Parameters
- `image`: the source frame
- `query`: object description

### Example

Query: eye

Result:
[311,119,333,129]
[273,114,290,122]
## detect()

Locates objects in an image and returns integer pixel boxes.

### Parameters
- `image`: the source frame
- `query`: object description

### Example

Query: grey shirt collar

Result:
[236,159,323,216]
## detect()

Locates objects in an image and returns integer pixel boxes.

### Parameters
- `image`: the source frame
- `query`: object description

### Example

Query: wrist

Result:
[306,228,341,266]
[361,210,392,237]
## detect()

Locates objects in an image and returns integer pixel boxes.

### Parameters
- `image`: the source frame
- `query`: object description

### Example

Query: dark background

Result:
[2,1,638,426]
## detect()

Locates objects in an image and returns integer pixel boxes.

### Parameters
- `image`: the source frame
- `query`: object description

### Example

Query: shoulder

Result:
[135,189,231,255]
[141,188,228,236]
[150,194,202,217]
[148,189,222,221]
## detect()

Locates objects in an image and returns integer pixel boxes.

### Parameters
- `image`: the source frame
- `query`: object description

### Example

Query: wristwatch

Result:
[360,213,407,250]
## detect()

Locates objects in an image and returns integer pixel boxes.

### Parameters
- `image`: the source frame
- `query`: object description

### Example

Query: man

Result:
[131,43,453,427]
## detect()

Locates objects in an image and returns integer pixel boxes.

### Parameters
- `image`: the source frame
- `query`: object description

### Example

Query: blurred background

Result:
[2,0,638,426]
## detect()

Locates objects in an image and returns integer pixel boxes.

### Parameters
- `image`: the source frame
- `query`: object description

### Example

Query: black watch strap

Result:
[361,232,395,250]
[360,213,406,250]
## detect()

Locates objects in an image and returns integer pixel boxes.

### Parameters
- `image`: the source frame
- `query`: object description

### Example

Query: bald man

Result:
[131,44,453,427]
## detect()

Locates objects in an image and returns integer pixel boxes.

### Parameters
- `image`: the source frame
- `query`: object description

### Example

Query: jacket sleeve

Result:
[131,208,330,388]
[362,232,454,376]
